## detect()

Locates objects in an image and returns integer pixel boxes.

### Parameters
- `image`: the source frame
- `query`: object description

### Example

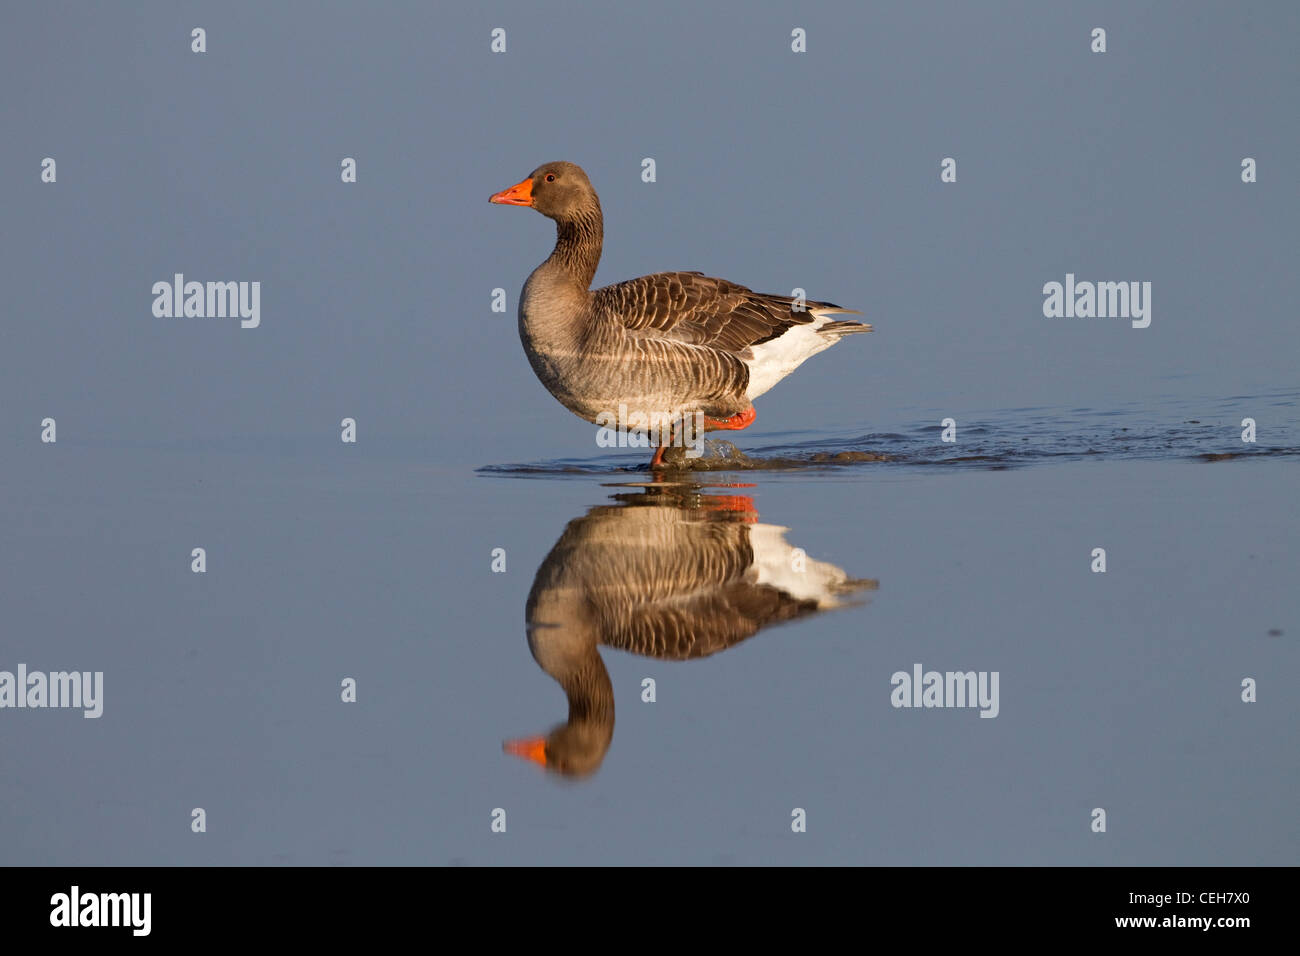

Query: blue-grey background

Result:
[1,1,1296,864]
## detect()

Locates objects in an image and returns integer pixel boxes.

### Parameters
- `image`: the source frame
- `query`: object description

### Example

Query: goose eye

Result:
[545,173,556,182]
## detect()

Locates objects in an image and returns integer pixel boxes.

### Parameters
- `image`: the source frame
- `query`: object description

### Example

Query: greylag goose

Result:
[490,162,871,468]
[504,483,877,777]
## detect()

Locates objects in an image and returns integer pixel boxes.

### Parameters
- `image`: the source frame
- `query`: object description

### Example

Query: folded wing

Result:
[594,271,862,357]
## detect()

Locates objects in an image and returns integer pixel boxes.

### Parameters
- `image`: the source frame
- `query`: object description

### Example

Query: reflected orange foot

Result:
[702,494,757,519]
[705,406,757,431]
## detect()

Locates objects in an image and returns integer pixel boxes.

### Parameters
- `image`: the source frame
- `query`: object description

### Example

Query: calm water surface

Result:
[2,395,1296,864]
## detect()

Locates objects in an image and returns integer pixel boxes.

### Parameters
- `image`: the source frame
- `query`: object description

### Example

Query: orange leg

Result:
[705,406,757,431]
[649,423,677,470]
[650,409,755,468]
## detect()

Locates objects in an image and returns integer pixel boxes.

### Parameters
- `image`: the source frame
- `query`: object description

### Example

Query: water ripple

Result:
[480,392,1300,475]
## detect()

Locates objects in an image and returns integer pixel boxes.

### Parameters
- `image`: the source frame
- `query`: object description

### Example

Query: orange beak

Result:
[503,735,548,767]
[489,177,534,207]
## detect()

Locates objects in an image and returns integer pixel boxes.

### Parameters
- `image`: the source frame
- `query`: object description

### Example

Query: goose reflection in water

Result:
[504,481,877,778]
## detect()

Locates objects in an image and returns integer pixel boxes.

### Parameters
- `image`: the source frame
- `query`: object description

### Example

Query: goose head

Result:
[489,161,599,222]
